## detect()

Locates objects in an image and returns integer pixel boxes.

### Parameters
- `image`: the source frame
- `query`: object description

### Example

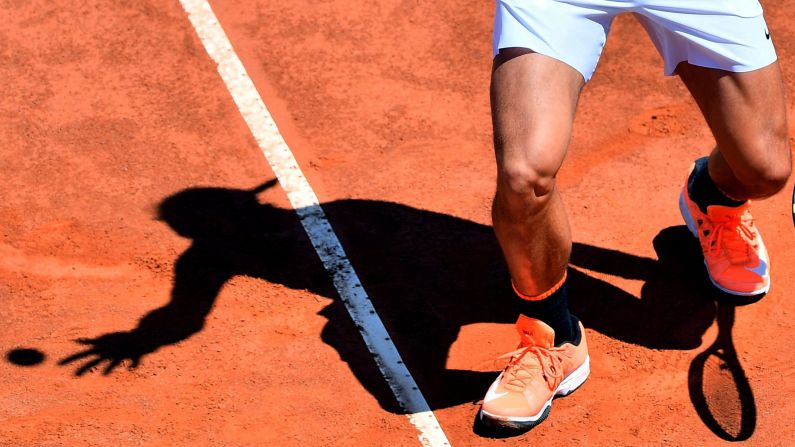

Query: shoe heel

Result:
[679,190,698,237]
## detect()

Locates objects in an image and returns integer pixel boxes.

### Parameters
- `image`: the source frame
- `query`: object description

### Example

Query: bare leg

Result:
[491,50,584,296]
[677,62,791,200]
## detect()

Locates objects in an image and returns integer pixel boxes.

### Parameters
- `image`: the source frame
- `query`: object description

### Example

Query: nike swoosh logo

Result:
[483,384,510,402]
[746,257,768,277]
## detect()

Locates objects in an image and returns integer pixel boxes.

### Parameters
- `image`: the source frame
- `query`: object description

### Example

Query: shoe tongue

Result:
[515,315,555,348]
[707,202,749,221]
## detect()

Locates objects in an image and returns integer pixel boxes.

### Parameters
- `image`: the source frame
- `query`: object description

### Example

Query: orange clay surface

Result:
[2,0,795,446]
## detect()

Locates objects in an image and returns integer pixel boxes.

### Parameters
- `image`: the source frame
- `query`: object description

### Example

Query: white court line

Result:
[178,1,452,446]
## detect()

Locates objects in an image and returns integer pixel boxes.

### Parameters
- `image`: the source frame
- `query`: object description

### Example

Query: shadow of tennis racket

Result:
[688,301,756,441]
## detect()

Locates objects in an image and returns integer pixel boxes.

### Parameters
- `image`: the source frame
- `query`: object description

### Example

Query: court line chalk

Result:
[177,1,452,446]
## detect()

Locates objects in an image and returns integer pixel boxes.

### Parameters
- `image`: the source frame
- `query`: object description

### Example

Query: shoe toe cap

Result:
[711,266,769,295]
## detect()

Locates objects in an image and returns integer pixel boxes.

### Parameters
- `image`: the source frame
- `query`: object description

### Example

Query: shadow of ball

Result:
[6,348,46,366]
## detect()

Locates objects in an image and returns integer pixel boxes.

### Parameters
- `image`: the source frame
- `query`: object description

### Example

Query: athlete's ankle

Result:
[688,157,745,213]
[512,273,579,346]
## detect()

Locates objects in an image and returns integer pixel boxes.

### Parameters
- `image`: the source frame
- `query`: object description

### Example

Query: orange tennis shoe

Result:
[478,315,589,433]
[679,166,770,296]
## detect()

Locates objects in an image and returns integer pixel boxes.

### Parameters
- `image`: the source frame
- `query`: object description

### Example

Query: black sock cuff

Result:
[688,157,745,213]
[515,282,579,346]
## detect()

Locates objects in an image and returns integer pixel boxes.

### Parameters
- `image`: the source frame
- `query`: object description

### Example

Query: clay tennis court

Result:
[2,0,795,445]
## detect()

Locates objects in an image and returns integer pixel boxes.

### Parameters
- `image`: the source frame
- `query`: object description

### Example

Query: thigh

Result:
[677,62,790,178]
[493,0,616,82]
[491,51,584,187]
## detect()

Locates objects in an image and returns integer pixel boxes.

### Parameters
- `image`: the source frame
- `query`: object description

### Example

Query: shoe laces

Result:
[497,337,564,392]
[703,208,757,264]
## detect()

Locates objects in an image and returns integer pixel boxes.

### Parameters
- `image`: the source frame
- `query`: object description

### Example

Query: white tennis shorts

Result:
[493,0,778,81]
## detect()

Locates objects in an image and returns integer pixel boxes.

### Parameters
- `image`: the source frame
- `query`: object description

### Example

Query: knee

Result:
[496,155,558,202]
[732,136,791,197]
[762,156,792,195]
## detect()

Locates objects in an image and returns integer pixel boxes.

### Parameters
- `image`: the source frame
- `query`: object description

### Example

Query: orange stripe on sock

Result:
[713,182,747,203]
[512,271,567,301]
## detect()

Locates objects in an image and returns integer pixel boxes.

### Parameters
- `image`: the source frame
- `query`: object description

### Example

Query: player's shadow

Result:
[52,180,750,418]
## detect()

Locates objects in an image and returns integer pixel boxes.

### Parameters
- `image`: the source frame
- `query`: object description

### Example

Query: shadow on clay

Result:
[688,302,757,441]
[4,179,757,438]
